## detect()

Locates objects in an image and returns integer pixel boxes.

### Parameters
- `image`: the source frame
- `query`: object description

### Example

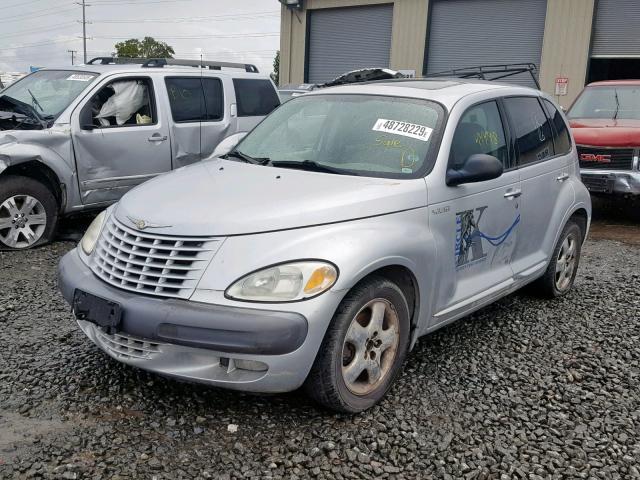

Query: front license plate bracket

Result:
[73,290,122,332]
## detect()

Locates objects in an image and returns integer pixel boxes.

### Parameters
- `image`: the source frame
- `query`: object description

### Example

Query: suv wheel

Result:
[533,220,582,297]
[0,175,58,250]
[304,276,410,413]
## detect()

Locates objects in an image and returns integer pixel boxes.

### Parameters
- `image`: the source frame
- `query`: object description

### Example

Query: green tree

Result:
[271,50,280,86]
[114,37,175,58]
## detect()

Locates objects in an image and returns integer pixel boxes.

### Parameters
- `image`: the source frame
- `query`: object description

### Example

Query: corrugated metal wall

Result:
[306,4,394,84]
[425,0,547,87]
[591,0,640,57]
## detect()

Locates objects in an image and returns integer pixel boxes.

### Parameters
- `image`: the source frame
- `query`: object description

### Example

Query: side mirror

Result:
[446,154,503,186]
[212,132,247,158]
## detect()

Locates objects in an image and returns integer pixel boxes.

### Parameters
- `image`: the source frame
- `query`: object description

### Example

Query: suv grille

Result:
[577,146,635,170]
[91,217,222,299]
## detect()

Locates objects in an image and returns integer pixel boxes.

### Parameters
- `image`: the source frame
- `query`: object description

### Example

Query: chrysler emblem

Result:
[127,216,171,230]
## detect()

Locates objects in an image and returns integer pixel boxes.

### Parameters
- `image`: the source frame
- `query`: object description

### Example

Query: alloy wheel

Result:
[341,298,400,395]
[555,232,578,292]
[0,195,47,249]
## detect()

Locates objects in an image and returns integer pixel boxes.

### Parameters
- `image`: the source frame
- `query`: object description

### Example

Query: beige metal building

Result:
[279,0,640,108]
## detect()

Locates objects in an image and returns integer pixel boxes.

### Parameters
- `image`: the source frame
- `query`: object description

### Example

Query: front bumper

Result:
[580,169,640,196]
[58,249,328,393]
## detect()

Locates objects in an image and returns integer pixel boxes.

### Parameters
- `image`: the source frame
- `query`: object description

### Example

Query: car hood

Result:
[569,118,640,147]
[114,159,427,236]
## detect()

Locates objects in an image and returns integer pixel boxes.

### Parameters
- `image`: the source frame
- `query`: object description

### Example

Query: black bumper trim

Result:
[58,250,308,355]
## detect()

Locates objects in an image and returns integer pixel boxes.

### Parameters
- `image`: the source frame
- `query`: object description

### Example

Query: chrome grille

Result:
[91,217,222,299]
[577,146,635,170]
[95,328,163,360]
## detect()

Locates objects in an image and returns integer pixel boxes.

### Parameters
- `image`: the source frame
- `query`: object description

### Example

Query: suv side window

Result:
[503,97,555,166]
[88,77,156,128]
[165,77,224,123]
[449,100,509,169]
[232,78,280,117]
[542,99,572,155]
[165,78,204,123]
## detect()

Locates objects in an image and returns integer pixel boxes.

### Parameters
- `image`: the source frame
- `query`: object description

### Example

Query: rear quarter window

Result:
[233,78,280,117]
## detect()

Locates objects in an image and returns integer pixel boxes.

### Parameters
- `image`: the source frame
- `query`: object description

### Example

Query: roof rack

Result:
[425,63,540,89]
[86,57,259,73]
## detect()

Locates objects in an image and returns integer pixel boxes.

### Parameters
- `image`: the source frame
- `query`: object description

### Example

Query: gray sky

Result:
[0,0,281,74]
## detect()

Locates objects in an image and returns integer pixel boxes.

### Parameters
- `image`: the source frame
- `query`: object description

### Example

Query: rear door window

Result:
[202,78,223,121]
[165,77,204,123]
[232,78,280,117]
[504,97,555,166]
[542,99,572,155]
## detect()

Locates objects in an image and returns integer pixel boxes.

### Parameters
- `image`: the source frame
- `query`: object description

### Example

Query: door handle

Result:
[504,189,522,199]
[148,135,167,142]
[556,172,570,182]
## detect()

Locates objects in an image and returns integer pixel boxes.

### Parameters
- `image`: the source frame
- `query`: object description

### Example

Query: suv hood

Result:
[569,118,640,147]
[114,159,427,236]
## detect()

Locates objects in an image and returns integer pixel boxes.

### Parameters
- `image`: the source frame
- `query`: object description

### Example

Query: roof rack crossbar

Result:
[86,56,259,73]
[426,63,540,89]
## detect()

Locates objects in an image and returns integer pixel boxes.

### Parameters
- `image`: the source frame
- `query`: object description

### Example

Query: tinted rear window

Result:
[543,99,572,155]
[504,97,555,166]
[233,78,280,117]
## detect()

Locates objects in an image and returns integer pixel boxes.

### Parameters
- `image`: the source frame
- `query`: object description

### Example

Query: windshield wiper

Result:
[0,94,46,128]
[28,89,44,112]
[224,150,271,165]
[613,88,620,120]
[270,160,346,175]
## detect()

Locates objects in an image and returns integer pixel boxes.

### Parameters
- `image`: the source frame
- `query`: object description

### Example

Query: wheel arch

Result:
[569,207,589,242]
[0,160,64,212]
[345,262,421,348]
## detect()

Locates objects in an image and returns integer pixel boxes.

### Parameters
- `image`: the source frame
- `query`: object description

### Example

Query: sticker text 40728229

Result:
[372,118,433,142]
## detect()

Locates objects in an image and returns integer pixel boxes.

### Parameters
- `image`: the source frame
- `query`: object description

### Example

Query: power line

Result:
[94,33,279,40]
[0,2,76,22]
[0,38,79,52]
[2,0,49,9]
[0,22,77,40]
[92,11,280,24]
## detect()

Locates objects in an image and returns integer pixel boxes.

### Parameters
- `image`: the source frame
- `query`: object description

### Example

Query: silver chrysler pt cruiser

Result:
[59,79,591,412]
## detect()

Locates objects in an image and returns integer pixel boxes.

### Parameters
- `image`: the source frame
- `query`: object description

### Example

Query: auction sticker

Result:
[372,118,432,142]
[67,74,94,82]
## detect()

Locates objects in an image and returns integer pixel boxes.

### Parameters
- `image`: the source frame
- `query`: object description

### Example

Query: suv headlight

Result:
[226,261,338,302]
[80,210,107,255]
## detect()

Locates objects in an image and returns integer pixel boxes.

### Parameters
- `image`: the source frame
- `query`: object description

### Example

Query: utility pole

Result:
[82,0,87,63]
[67,49,77,65]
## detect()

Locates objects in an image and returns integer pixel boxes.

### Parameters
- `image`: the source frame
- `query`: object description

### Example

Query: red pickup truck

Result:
[567,80,640,196]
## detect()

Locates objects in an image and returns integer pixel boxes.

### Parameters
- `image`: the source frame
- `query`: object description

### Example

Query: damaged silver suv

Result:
[59,79,591,412]
[0,58,279,249]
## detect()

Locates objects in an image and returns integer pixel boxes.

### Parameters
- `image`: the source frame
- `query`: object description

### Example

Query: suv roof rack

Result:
[86,57,259,73]
[425,63,540,89]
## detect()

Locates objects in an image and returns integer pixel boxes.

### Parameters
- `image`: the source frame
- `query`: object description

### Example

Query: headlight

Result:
[226,261,338,302]
[80,210,107,255]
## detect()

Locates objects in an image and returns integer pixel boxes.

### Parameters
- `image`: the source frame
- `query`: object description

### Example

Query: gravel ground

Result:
[0,214,639,479]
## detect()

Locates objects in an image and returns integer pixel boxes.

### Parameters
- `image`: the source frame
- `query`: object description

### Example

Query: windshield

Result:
[0,70,98,121]
[234,94,444,178]
[568,86,640,120]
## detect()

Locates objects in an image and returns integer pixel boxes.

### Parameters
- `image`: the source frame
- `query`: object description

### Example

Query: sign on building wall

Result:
[555,77,569,96]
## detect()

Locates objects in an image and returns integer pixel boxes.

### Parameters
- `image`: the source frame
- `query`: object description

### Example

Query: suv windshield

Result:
[234,94,444,178]
[0,70,98,124]
[568,85,640,120]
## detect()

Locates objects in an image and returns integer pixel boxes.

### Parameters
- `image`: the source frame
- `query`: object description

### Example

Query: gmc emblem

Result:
[580,153,612,163]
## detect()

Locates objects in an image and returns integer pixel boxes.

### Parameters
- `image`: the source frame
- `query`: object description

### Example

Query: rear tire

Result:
[304,276,410,413]
[532,220,582,298]
[0,175,58,250]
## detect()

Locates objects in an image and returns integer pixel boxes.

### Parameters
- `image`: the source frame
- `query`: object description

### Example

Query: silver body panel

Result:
[0,65,276,213]
[59,80,592,392]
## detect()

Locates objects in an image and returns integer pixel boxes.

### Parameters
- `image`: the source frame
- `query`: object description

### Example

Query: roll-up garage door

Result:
[591,0,640,57]
[425,0,547,87]
[306,4,393,84]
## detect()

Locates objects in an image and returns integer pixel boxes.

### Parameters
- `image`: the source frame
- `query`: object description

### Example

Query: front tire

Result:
[0,175,58,250]
[533,220,582,298]
[304,276,410,413]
